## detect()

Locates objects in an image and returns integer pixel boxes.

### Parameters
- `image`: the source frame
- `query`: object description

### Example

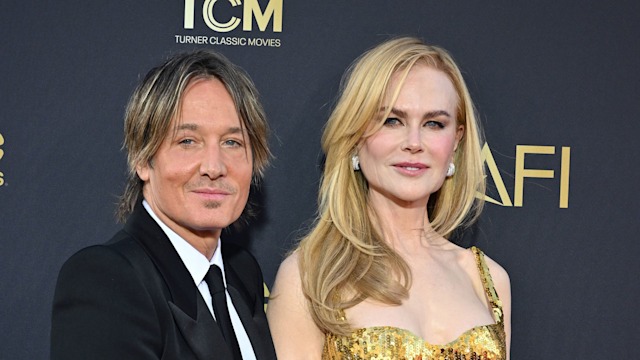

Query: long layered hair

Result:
[297,37,486,335]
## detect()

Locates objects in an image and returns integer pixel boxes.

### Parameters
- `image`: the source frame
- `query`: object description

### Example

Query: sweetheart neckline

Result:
[342,322,503,348]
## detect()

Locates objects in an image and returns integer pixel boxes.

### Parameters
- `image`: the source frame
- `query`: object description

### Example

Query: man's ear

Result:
[136,162,150,182]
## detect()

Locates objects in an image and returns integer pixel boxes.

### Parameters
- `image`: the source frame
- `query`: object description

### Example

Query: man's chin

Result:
[203,200,222,209]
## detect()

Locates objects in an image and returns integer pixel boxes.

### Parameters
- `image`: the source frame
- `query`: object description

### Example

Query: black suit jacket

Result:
[51,202,276,360]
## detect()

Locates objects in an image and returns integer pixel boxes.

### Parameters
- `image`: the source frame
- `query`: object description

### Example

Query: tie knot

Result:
[205,265,226,294]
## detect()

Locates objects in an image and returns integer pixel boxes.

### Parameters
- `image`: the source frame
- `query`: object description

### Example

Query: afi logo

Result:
[481,143,571,208]
[184,0,283,33]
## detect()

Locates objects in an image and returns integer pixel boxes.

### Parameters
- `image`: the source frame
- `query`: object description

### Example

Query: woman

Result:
[268,37,511,359]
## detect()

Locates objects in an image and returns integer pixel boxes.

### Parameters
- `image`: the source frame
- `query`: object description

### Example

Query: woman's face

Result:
[357,64,463,208]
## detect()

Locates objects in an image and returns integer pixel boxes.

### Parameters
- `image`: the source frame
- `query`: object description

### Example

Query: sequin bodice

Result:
[322,247,506,360]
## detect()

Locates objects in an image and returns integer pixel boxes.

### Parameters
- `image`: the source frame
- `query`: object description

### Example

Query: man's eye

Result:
[179,139,195,145]
[223,139,243,147]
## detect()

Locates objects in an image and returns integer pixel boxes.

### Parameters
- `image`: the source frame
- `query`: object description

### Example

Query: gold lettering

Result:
[481,143,513,206]
[184,0,195,29]
[514,145,555,207]
[263,282,270,311]
[0,172,3,186]
[203,0,242,33]
[559,147,570,208]
[243,0,283,32]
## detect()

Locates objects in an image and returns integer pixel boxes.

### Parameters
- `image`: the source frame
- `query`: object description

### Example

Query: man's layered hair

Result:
[117,50,271,222]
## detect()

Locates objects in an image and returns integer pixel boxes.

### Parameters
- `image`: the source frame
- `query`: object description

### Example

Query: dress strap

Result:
[471,246,503,324]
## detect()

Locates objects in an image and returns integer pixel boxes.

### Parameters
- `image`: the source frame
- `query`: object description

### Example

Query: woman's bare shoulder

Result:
[271,251,302,293]
[268,250,324,360]
[481,252,510,290]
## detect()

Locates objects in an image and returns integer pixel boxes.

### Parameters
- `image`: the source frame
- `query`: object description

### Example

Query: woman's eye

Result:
[425,121,444,129]
[383,117,402,126]
[179,138,195,145]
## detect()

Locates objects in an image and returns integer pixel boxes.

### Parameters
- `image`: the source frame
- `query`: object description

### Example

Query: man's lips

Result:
[191,188,233,200]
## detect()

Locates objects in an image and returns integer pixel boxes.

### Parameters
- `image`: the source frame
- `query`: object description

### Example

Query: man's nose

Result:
[200,144,227,179]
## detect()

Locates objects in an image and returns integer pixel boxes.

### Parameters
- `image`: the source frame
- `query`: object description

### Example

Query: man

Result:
[51,50,276,360]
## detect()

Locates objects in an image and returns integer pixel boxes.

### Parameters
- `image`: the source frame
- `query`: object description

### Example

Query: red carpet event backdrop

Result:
[1,1,638,359]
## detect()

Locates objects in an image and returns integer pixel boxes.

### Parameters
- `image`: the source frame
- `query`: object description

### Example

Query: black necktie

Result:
[205,265,243,359]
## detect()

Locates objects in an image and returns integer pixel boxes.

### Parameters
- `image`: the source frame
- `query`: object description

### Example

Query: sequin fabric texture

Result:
[322,247,506,360]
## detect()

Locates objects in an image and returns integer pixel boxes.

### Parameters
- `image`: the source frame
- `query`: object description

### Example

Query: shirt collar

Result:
[142,200,227,287]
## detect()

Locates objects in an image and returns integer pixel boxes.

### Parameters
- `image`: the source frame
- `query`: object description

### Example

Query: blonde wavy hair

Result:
[297,37,486,335]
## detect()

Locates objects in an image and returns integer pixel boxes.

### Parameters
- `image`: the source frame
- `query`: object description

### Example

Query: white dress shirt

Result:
[143,200,257,360]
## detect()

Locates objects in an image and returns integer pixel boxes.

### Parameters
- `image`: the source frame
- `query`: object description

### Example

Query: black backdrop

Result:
[2,1,639,358]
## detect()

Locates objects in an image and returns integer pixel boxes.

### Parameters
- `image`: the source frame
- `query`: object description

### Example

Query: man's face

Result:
[137,78,253,249]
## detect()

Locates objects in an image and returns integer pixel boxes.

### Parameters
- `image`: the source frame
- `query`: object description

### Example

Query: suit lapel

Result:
[124,203,197,318]
[123,202,227,360]
[225,264,255,310]
[224,251,275,360]
[169,295,231,360]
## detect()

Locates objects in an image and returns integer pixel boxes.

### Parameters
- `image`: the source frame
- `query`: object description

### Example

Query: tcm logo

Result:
[482,144,570,208]
[0,132,4,186]
[184,0,283,33]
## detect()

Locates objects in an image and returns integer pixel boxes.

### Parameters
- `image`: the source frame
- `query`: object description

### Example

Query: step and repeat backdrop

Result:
[1,1,639,358]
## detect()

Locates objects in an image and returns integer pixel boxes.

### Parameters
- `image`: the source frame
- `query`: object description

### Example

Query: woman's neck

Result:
[367,193,449,254]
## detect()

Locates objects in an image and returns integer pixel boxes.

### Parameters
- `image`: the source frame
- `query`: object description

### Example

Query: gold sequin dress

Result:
[322,247,506,360]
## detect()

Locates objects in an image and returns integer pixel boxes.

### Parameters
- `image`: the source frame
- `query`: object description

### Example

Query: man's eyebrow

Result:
[226,126,243,134]
[173,124,246,135]
[175,123,198,131]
